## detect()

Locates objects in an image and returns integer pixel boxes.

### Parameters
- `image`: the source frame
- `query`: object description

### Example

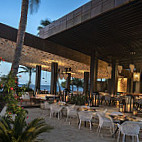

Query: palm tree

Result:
[72,78,83,93]
[61,81,66,89]
[19,66,36,88]
[11,0,41,76]
[37,19,51,35]
[0,114,52,142]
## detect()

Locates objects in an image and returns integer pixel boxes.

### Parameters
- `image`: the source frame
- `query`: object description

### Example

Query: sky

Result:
[0,0,90,85]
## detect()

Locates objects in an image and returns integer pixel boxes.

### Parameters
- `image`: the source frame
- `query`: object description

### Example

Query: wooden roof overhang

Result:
[0,23,110,79]
[46,0,142,69]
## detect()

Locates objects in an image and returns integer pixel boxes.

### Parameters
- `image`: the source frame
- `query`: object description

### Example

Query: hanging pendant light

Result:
[118,65,123,74]
[107,65,112,74]
[129,64,135,73]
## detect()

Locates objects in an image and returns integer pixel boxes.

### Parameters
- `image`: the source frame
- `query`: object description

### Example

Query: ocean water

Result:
[19,84,83,92]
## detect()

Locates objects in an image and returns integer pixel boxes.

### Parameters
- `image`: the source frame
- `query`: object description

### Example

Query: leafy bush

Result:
[0,112,53,142]
[68,94,87,105]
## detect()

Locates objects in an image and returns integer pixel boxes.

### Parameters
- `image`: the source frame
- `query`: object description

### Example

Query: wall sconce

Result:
[118,65,123,74]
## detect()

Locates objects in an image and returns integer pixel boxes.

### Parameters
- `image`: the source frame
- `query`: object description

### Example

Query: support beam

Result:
[84,72,89,95]
[111,60,118,95]
[50,62,58,94]
[140,73,142,93]
[35,65,41,93]
[90,51,98,98]
[127,73,134,93]
[66,73,71,91]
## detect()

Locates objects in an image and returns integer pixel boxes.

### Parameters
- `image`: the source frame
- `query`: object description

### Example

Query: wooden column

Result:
[66,73,71,91]
[90,51,98,98]
[35,65,41,93]
[84,72,89,95]
[111,60,118,95]
[50,62,58,95]
[140,73,142,93]
[127,73,134,93]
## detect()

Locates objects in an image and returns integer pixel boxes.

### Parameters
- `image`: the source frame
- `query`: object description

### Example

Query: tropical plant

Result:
[61,81,66,89]
[0,73,27,115]
[11,0,41,76]
[37,19,51,35]
[19,66,36,88]
[68,94,87,105]
[0,112,53,142]
[72,78,84,93]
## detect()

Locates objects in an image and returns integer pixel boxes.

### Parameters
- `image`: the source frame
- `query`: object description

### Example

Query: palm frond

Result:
[18,71,28,74]
[20,118,53,141]
[30,0,41,14]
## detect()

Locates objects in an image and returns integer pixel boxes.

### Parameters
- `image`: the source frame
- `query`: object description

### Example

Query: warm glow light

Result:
[77,70,90,73]
[117,78,127,92]
[129,64,135,73]
[118,65,123,73]
[133,72,140,82]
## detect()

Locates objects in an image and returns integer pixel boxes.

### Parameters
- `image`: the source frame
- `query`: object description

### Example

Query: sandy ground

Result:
[26,107,142,142]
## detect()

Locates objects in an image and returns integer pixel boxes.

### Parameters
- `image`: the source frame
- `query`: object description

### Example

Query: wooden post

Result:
[111,60,118,96]
[50,62,58,95]
[84,72,89,95]
[66,73,71,91]
[90,50,98,99]
[35,65,41,94]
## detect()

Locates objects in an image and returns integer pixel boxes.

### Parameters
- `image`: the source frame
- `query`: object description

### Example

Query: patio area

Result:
[27,106,142,142]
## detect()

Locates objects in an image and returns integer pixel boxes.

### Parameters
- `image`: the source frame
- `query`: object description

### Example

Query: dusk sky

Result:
[0,0,90,85]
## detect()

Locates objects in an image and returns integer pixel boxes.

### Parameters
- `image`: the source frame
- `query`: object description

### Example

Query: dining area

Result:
[39,99,142,142]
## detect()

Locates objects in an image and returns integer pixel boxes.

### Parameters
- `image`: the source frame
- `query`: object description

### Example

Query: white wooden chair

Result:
[97,114,114,135]
[0,105,7,117]
[78,111,93,130]
[50,104,63,120]
[117,121,140,142]
[66,105,78,124]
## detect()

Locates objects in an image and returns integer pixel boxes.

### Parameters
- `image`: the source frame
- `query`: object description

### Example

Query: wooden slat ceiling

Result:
[47,0,142,68]
[0,37,110,79]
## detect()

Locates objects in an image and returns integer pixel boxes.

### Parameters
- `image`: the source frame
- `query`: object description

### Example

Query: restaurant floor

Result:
[26,106,142,142]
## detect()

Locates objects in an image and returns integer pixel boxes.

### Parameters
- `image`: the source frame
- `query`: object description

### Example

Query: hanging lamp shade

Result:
[129,64,135,73]
[107,65,112,74]
[133,72,140,82]
[118,65,123,74]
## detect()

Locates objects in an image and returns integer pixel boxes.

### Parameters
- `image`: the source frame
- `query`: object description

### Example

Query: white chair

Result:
[97,114,114,135]
[105,95,111,105]
[21,92,30,104]
[117,121,140,142]
[96,109,107,117]
[40,101,50,109]
[50,104,63,120]
[0,105,7,117]
[78,111,93,130]
[66,105,78,124]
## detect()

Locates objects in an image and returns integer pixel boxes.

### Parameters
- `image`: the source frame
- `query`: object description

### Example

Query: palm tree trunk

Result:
[72,84,73,92]
[11,0,29,76]
[57,79,62,95]
[77,87,79,94]
[28,69,32,88]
